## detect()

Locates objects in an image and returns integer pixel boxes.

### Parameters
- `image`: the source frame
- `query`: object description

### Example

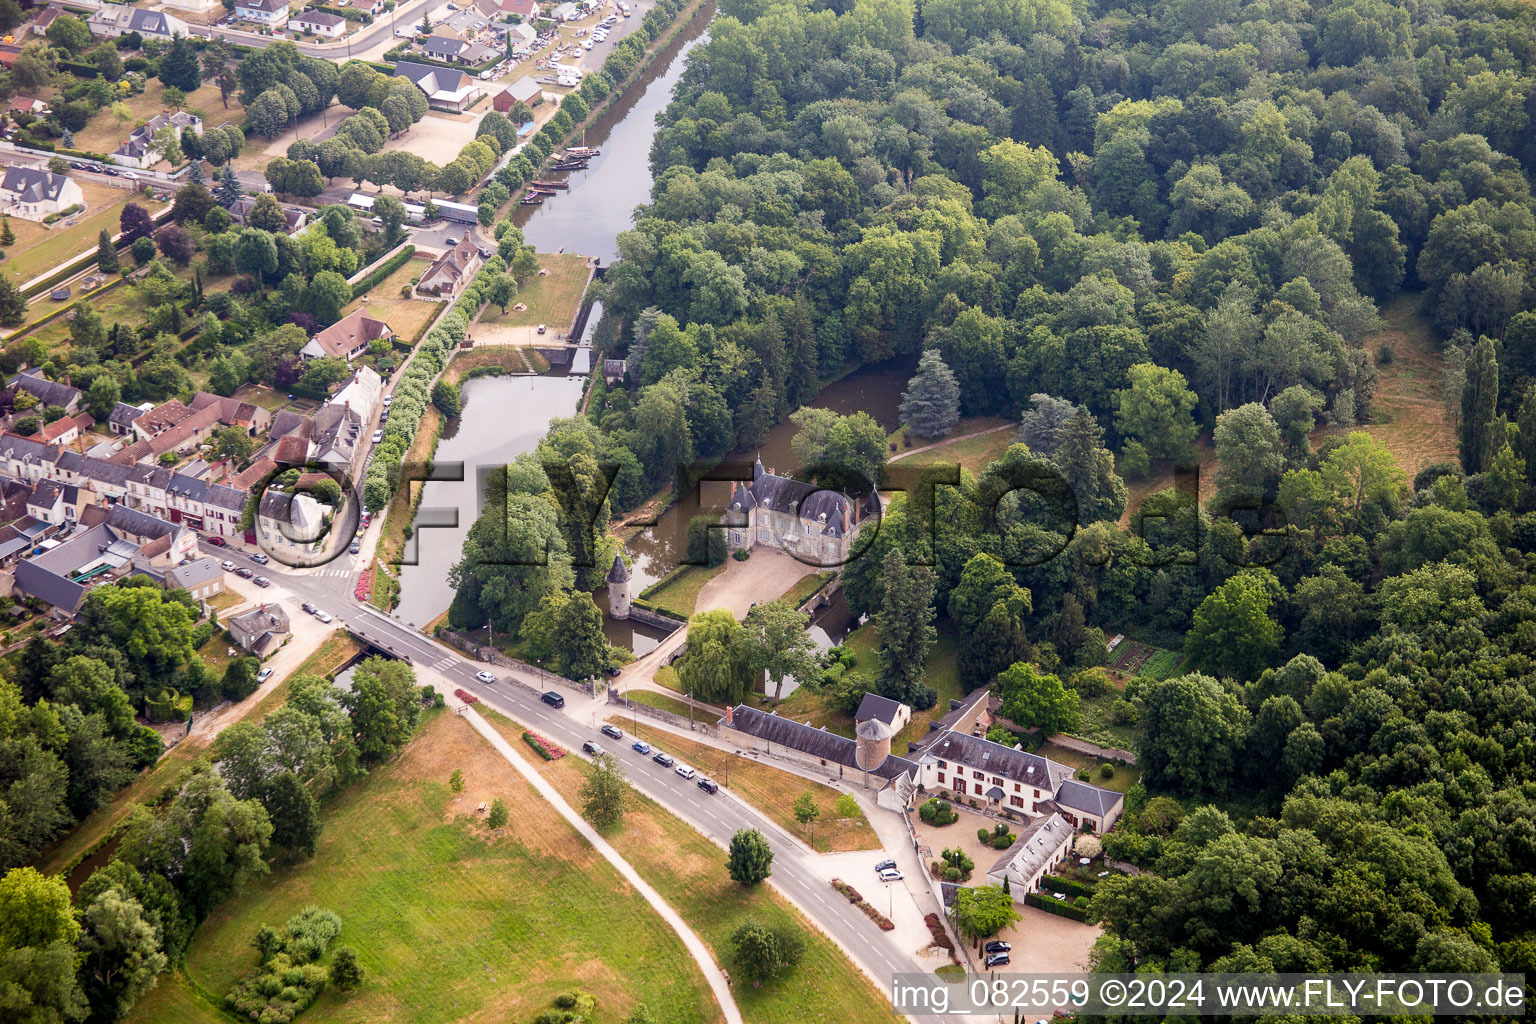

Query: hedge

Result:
[831,879,863,903]
[351,244,415,300]
[1040,874,1096,899]
[1024,891,1091,922]
[59,60,102,79]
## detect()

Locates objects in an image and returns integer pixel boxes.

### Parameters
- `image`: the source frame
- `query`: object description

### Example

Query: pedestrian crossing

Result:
[429,655,458,673]
[311,568,353,578]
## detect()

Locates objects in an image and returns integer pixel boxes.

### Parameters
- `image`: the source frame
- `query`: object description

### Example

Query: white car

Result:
[220,560,236,571]
[314,610,333,623]
[475,670,495,683]
[257,667,274,682]
[878,867,904,882]
[674,763,695,780]
[372,430,383,443]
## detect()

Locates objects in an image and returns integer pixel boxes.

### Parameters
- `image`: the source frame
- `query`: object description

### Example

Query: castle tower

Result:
[606,553,631,619]
[855,716,896,773]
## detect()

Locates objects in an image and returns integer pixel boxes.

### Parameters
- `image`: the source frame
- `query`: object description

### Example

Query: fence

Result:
[607,691,719,736]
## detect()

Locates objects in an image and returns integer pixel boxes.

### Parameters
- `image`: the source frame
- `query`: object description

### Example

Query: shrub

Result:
[1040,874,1096,899]
[1025,891,1090,922]
[918,797,957,826]
[1100,762,1115,779]
[1378,343,1394,364]
[853,900,895,930]
[923,912,955,954]
[830,879,863,903]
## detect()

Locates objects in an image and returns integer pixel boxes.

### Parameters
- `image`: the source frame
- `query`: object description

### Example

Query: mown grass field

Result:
[640,562,728,619]
[4,185,169,288]
[344,259,444,344]
[1037,741,1142,795]
[1343,294,1456,480]
[484,715,906,1024]
[126,711,720,1024]
[477,253,591,331]
[71,80,237,157]
[625,687,706,718]
[891,417,1017,475]
[609,718,881,853]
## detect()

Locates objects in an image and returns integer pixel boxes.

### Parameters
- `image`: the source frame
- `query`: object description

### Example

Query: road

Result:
[188,0,446,61]
[210,541,942,1022]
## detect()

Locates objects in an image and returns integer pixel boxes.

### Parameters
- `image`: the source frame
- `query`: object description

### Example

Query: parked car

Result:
[878,867,903,882]
[253,576,271,588]
[697,777,719,794]
[631,740,652,754]
[445,236,459,246]
[383,394,393,406]
[257,667,274,682]
[674,763,695,780]
[603,665,621,677]
[349,540,361,555]
[250,551,268,564]
[874,859,897,873]
[475,670,496,683]
[314,610,333,623]
[220,560,237,571]
[235,567,254,578]
[984,941,1012,954]
[537,323,547,334]
[207,536,227,547]
[301,601,316,614]
[541,690,565,708]
[453,688,478,704]
[984,952,1011,968]
[372,430,383,443]
[600,723,622,739]
[651,751,674,767]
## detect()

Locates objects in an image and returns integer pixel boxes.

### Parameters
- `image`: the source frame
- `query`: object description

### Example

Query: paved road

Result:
[188,0,444,60]
[210,542,940,1022]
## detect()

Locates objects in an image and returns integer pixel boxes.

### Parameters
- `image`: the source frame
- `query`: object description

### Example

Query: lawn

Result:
[1342,294,1456,481]
[768,621,967,755]
[625,687,709,718]
[640,562,729,619]
[477,252,591,331]
[344,258,444,344]
[3,183,168,289]
[610,718,881,853]
[72,80,238,157]
[125,711,719,1024]
[485,715,907,1024]
[891,417,1017,476]
[1036,741,1142,795]
[781,571,834,611]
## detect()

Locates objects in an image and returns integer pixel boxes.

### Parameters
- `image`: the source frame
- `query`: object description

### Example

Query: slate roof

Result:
[293,9,346,27]
[108,402,144,433]
[165,556,226,590]
[1054,778,1123,818]
[855,692,905,726]
[1,167,73,205]
[724,705,918,781]
[9,370,81,410]
[606,553,629,584]
[916,730,1074,793]
[507,75,542,103]
[238,0,287,12]
[394,60,477,99]
[13,558,87,614]
[988,812,1071,878]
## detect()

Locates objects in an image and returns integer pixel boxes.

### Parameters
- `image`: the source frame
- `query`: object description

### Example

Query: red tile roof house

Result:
[30,413,94,447]
[299,309,394,361]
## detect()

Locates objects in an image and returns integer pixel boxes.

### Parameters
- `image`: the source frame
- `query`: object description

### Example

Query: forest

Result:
[450,0,1536,988]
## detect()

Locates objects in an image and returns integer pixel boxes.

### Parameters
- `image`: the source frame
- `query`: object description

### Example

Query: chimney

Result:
[725,706,734,727]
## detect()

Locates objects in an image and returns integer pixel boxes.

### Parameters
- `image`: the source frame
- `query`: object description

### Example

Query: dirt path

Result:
[458,705,744,1024]
[889,422,1014,462]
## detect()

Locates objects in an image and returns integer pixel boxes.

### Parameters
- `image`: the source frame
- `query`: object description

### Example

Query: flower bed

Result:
[831,879,863,903]
[924,912,955,954]
[354,567,373,601]
[855,900,895,930]
[523,731,566,760]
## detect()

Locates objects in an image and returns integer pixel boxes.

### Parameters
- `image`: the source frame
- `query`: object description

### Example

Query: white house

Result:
[235,0,290,27]
[393,60,483,112]
[326,366,383,424]
[0,167,84,222]
[292,9,347,36]
[111,110,203,170]
[160,0,225,16]
[300,309,393,361]
[87,6,190,39]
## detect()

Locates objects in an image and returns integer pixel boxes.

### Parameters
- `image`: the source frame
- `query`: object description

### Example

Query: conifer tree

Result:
[1459,337,1499,474]
[899,349,962,439]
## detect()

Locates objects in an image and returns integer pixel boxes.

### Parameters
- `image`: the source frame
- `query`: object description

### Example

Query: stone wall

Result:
[607,692,718,736]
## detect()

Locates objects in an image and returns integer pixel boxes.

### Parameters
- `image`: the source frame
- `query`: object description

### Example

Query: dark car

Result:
[206,536,227,547]
[253,576,271,588]
[600,724,622,740]
[697,777,719,794]
[581,740,604,755]
[541,691,565,709]
[984,941,1012,954]
[651,751,675,768]
[235,567,254,578]
[874,859,897,873]
[301,602,316,614]
[603,665,621,677]
[984,952,1011,968]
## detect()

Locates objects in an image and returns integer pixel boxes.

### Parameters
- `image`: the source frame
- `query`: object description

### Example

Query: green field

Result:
[513,718,907,1024]
[639,562,728,619]
[476,252,591,330]
[624,687,705,718]
[125,710,719,1024]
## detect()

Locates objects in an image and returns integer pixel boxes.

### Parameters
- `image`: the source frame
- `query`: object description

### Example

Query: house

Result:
[434,8,490,39]
[257,490,325,554]
[187,391,272,437]
[164,556,227,603]
[505,22,537,48]
[108,402,154,436]
[228,602,290,657]
[416,237,483,296]
[602,358,627,384]
[12,526,138,614]
[267,402,366,473]
[228,196,309,234]
[291,8,347,36]
[160,0,225,15]
[9,96,48,114]
[1,167,84,222]
[9,370,82,415]
[552,2,578,19]
[30,8,62,35]
[326,366,383,424]
[29,413,94,447]
[855,692,912,734]
[300,309,393,361]
[235,0,290,27]
[351,0,385,11]
[721,705,920,788]
[393,60,483,112]
[476,0,538,18]
[723,455,880,568]
[111,110,203,170]
[420,35,467,61]
[986,813,1074,897]
[504,74,542,107]
[87,6,190,39]
[458,42,502,64]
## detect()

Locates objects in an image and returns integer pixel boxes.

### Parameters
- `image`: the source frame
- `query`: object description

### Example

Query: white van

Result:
[674,764,695,780]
